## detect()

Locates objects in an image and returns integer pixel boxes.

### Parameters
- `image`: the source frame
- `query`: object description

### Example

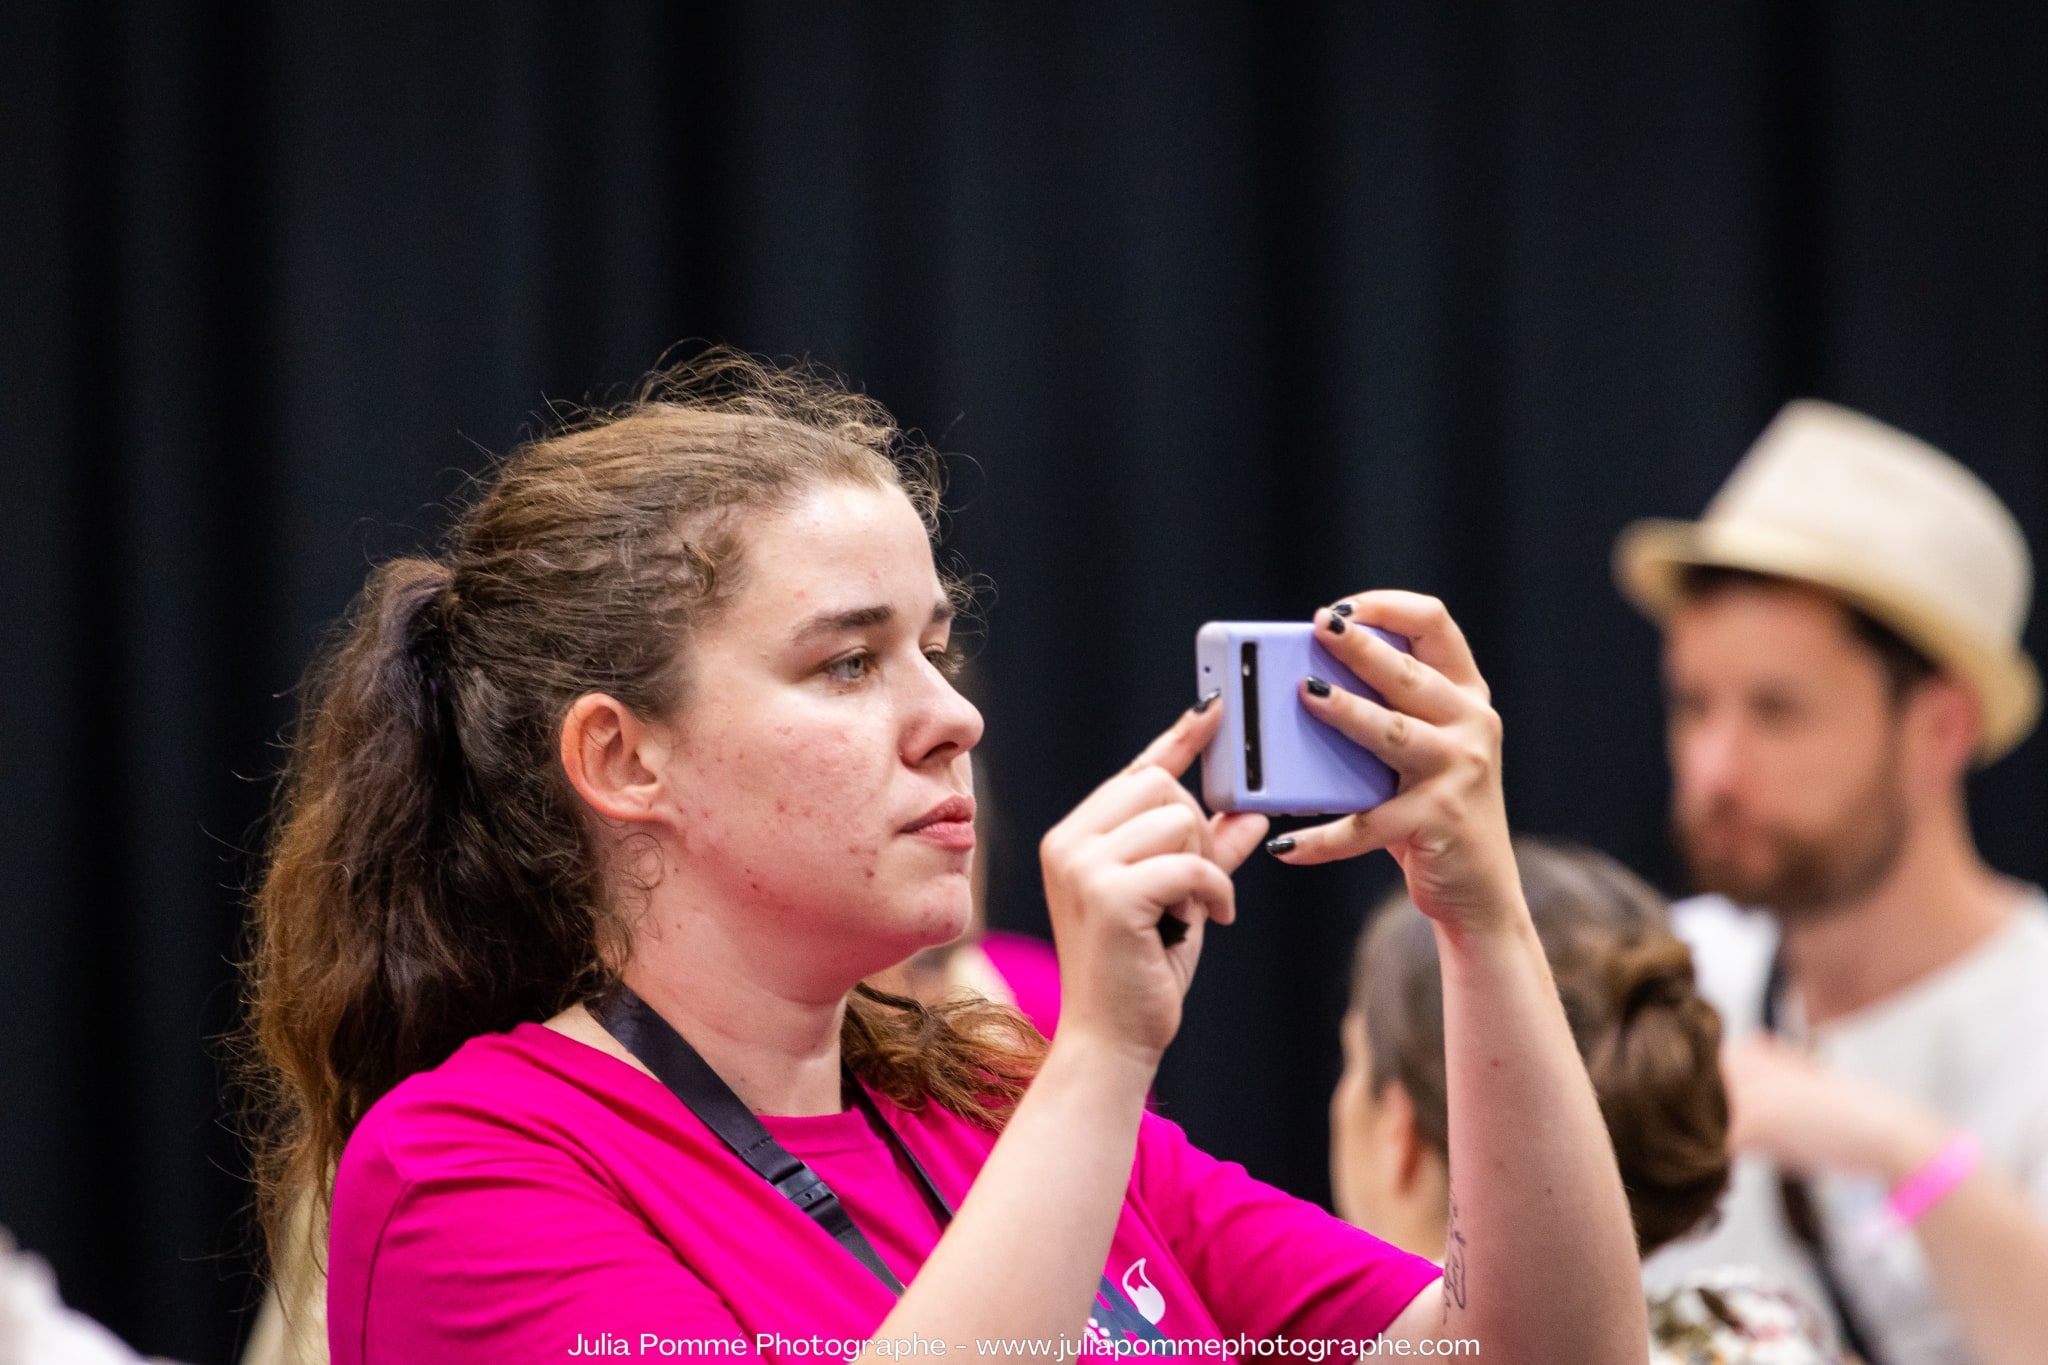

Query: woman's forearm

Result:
[1435,912,1645,1361]
[861,1033,1154,1362]
[1260,593,1648,1357]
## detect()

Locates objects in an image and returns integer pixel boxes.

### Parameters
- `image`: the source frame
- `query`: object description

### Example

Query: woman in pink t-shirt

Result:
[245,351,1645,1363]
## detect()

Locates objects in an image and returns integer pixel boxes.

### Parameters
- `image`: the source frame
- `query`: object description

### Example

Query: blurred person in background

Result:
[1332,837,1839,1364]
[0,1227,172,1365]
[1616,401,2048,1365]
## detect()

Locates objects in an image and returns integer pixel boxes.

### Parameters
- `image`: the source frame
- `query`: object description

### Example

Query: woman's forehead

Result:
[733,483,944,616]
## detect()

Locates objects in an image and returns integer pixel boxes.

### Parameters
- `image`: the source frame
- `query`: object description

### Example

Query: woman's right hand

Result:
[1038,701,1269,1066]
[882,704,1266,1365]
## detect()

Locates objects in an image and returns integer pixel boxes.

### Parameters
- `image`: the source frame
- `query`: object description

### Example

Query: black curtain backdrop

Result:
[2,4,2044,1359]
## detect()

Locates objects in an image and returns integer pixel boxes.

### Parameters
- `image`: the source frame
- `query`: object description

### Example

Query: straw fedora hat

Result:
[1615,399,2039,764]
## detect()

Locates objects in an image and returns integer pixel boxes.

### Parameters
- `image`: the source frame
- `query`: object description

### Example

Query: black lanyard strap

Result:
[1760,950,1883,1365]
[594,985,951,1295]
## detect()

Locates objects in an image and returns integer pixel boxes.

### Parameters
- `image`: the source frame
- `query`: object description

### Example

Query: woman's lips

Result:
[904,796,976,850]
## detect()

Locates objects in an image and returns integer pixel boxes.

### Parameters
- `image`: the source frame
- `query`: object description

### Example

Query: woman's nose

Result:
[904,660,984,766]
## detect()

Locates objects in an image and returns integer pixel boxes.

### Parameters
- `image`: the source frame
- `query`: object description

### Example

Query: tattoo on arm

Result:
[1442,1186,1469,1315]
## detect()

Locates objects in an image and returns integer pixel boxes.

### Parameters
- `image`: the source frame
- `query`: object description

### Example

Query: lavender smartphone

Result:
[1196,621,1408,815]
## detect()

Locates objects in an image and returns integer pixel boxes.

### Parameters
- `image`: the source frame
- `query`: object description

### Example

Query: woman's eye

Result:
[824,653,873,683]
[926,646,964,678]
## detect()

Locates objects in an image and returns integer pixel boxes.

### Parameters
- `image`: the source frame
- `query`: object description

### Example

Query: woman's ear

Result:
[560,693,670,823]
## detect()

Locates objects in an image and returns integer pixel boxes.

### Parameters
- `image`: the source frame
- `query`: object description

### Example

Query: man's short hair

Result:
[1675,564,1941,701]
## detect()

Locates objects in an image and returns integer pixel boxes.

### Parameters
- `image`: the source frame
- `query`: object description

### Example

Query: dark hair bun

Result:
[1581,933,1730,1255]
[1513,837,1733,1254]
[1353,837,1734,1256]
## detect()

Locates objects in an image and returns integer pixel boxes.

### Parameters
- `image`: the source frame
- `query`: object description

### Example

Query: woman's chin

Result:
[891,880,975,953]
[819,876,975,988]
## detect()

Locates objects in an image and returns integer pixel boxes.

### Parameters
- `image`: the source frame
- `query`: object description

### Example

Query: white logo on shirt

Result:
[1121,1258,1165,1325]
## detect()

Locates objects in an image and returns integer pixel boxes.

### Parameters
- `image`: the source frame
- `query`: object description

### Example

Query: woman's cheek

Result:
[794,724,886,817]
[752,724,897,870]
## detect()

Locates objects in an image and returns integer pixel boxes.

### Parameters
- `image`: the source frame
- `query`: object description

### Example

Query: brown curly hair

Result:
[242,349,1043,1277]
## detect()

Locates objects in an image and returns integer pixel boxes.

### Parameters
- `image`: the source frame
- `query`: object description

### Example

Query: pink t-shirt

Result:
[328,1024,1438,1362]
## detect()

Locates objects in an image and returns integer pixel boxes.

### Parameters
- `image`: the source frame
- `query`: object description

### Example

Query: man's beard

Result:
[1674,755,1910,924]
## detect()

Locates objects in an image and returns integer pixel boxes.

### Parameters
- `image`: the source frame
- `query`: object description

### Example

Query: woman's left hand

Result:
[1265,592,1522,938]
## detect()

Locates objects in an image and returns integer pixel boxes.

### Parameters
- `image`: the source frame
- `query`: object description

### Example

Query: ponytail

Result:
[245,557,601,1263]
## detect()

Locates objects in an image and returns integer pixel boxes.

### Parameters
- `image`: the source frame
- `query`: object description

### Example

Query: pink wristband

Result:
[1887,1131,1981,1227]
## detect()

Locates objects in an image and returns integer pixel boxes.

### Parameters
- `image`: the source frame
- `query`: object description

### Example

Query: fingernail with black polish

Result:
[1193,689,1221,714]
[1264,835,1297,857]
[1324,612,1347,634]
[1331,601,1354,617]
[1304,675,1332,698]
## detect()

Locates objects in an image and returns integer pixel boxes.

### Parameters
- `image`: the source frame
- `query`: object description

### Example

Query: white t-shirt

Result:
[1643,893,2048,1365]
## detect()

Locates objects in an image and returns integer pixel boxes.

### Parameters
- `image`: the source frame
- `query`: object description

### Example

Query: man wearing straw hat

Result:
[1616,401,2048,1365]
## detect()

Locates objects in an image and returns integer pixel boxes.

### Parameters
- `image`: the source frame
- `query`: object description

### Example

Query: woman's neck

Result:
[547,914,853,1117]
[629,955,851,1116]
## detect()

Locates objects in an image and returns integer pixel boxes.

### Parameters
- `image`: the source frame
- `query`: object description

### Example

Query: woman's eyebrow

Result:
[790,604,894,646]
[790,600,954,647]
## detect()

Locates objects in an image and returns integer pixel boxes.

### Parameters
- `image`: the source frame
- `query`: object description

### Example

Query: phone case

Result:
[1195,620,1406,815]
